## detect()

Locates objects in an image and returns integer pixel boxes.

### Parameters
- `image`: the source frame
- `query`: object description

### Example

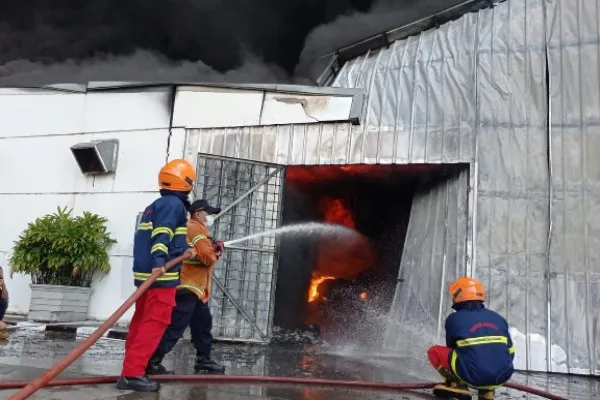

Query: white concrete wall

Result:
[0,86,186,322]
[0,83,358,322]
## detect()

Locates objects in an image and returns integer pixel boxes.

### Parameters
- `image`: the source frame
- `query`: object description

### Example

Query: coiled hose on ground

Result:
[1,253,567,400]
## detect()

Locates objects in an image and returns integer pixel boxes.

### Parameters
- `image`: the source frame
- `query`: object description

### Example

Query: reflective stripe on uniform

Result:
[175,226,187,235]
[151,243,169,254]
[450,335,511,391]
[134,272,179,282]
[151,227,174,239]
[137,222,153,231]
[190,234,207,246]
[185,259,207,266]
[177,284,205,298]
[456,336,508,347]
[134,272,179,278]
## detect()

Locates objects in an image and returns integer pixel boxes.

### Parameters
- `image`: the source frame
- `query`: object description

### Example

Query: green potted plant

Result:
[9,207,117,323]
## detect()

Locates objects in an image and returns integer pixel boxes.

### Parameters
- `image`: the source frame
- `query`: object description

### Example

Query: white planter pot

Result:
[28,284,93,323]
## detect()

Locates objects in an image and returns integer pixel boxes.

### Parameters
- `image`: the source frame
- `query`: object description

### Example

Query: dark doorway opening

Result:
[272,164,460,346]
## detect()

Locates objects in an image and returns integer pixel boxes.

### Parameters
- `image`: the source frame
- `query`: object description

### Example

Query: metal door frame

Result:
[194,153,285,343]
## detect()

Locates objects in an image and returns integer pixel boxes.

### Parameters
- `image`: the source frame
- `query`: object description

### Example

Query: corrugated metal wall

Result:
[332,21,477,164]
[546,0,600,374]
[383,168,469,360]
[474,0,552,374]
[186,124,356,165]
[184,121,470,165]
[332,0,600,374]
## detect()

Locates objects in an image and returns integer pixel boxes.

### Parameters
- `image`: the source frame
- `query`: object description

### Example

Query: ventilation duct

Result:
[70,139,119,175]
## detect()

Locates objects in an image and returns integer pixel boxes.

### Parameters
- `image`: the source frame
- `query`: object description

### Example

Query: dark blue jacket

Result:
[445,301,514,388]
[132,191,190,289]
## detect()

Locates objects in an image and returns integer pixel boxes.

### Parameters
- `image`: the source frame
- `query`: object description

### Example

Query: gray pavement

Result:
[0,329,597,399]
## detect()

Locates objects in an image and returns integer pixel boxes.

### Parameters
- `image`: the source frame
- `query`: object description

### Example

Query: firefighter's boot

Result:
[478,390,495,399]
[146,352,174,375]
[0,321,8,341]
[435,367,455,381]
[116,375,160,392]
[433,368,471,400]
[194,354,226,374]
[433,383,472,400]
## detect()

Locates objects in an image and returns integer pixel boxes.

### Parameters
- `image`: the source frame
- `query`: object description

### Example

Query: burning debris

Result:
[308,275,336,303]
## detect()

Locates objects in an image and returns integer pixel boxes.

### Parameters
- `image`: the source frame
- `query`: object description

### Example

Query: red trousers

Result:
[427,345,453,371]
[121,287,176,377]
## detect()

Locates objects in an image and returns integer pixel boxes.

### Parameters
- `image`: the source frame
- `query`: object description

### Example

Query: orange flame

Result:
[304,196,375,305]
[360,291,368,301]
[320,197,355,228]
[308,275,335,302]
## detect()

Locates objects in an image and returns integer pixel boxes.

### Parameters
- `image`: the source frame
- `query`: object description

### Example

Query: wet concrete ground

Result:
[0,329,598,399]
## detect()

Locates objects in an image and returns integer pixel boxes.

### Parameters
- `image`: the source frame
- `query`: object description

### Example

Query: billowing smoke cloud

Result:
[296,0,467,78]
[0,51,291,86]
[0,0,455,85]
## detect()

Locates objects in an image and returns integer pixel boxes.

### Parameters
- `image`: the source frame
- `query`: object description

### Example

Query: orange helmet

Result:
[448,277,485,303]
[158,159,196,192]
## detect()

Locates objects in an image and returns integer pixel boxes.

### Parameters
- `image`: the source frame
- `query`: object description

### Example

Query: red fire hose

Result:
[0,375,438,391]
[504,382,568,400]
[1,251,567,400]
[0,374,569,400]
[6,253,191,400]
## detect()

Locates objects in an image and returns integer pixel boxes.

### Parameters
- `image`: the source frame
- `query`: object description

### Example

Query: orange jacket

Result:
[177,219,217,303]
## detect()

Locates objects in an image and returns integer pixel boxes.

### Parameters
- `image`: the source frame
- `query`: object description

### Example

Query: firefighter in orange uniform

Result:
[116,159,197,392]
[146,199,226,375]
[427,277,515,400]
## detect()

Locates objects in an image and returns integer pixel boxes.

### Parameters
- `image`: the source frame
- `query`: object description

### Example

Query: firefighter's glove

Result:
[213,240,225,258]
[185,247,198,259]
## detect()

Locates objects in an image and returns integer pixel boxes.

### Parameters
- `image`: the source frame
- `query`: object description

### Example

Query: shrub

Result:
[9,207,117,287]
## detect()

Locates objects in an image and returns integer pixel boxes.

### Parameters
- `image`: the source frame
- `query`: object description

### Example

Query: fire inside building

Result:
[273,164,462,345]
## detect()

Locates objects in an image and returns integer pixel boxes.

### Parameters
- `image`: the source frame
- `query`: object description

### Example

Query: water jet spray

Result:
[222,222,356,247]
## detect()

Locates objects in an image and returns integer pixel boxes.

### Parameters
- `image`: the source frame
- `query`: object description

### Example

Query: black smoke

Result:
[0,0,454,85]
[0,0,377,85]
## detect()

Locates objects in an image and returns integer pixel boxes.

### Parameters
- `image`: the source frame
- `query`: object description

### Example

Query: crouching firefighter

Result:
[147,199,226,375]
[116,159,198,393]
[427,277,515,400]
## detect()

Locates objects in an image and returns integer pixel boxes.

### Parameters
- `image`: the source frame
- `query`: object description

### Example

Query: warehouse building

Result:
[0,0,597,376]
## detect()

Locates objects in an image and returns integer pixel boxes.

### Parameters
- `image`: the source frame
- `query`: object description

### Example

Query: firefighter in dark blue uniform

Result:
[427,277,515,400]
[116,159,197,393]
